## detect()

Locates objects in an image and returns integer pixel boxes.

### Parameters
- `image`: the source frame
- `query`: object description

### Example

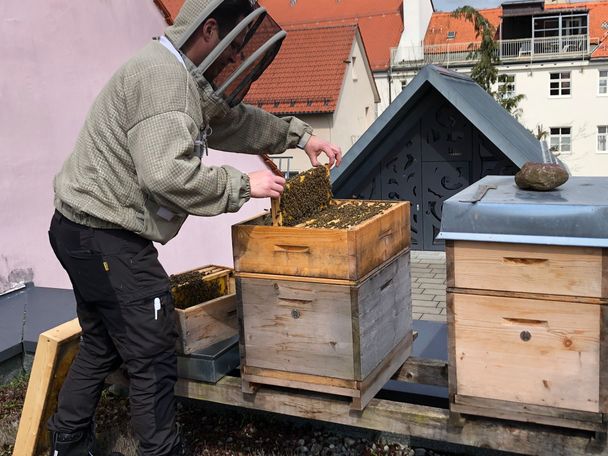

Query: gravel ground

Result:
[1,376,506,456]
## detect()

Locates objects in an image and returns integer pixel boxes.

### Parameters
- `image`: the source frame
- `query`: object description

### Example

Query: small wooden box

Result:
[171,266,238,355]
[237,249,412,410]
[232,200,410,281]
[447,240,608,431]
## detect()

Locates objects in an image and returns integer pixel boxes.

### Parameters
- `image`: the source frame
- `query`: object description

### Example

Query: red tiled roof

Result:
[244,24,358,115]
[424,8,502,46]
[260,0,403,71]
[423,1,608,59]
[545,0,608,59]
[153,0,403,71]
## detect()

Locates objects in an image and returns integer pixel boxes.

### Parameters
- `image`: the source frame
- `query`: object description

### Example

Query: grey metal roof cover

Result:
[332,65,543,192]
[438,175,608,247]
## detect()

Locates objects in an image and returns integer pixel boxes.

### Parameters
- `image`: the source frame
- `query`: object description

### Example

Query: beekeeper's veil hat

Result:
[165,0,285,107]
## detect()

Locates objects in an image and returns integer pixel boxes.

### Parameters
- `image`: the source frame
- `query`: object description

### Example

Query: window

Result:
[550,127,571,154]
[550,72,571,96]
[598,126,608,152]
[498,74,515,98]
[600,70,608,95]
[447,31,456,40]
[352,55,358,81]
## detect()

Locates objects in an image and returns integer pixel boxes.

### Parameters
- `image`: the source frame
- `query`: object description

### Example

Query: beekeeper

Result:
[47,0,342,454]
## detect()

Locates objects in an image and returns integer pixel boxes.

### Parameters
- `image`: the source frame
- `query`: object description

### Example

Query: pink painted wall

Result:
[0,0,270,291]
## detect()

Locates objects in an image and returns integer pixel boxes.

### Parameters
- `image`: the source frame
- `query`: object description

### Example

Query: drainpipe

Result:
[388,67,393,106]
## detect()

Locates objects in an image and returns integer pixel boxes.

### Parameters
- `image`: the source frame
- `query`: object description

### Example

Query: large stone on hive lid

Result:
[515,162,569,191]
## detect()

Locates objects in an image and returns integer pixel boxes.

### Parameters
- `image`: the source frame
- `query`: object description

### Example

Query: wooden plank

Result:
[453,292,600,412]
[445,240,455,289]
[451,241,605,298]
[175,294,238,355]
[600,305,608,413]
[240,276,355,379]
[242,365,358,389]
[603,249,608,299]
[447,292,457,403]
[231,201,410,281]
[393,357,448,387]
[13,319,82,456]
[357,250,411,379]
[174,375,605,456]
[453,395,605,432]
[353,334,413,411]
[237,271,356,287]
[271,197,282,227]
[353,201,410,283]
[242,371,360,398]
[447,287,607,305]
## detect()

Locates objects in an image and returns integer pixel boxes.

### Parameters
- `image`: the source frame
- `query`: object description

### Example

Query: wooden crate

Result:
[446,240,608,431]
[448,241,608,299]
[172,266,238,355]
[232,200,410,280]
[237,249,412,411]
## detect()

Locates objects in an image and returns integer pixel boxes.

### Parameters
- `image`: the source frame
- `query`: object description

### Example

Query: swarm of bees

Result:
[275,165,391,229]
[169,270,223,310]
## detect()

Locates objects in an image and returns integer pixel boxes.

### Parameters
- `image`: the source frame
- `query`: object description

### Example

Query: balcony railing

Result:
[391,35,593,69]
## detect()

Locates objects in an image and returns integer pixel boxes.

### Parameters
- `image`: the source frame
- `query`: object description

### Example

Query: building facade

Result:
[389,0,608,176]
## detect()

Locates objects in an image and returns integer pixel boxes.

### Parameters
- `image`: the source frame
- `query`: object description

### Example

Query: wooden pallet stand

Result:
[446,240,608,432]
[16,318,608,456]
[172,265,237,355]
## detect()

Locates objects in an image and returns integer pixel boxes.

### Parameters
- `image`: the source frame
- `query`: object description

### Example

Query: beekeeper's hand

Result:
[248,170,286,199]
[304,136,342,168]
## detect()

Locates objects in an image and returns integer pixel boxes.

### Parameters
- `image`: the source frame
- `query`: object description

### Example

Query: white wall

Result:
[0,0,269,292]
[374,72,406,116]
[499,61,608,176]
[396,0,434,62]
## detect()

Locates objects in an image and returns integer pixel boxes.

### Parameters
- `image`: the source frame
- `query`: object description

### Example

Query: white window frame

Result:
[498,74,516,98]
[599,70,608,96]
[549,72,571,97]
[550,127,572,154]
[598,126,608,153]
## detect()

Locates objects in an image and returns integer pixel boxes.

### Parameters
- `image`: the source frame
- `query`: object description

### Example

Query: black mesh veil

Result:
[207,5,285,107]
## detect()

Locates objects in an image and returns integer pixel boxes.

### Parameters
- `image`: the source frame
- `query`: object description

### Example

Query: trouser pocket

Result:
[117,291,178,362]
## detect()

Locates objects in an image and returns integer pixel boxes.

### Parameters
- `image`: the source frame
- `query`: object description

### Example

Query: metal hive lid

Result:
[438,175,608,247]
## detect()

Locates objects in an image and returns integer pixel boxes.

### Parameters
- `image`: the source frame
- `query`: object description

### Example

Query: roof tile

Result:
[245,24,357,114]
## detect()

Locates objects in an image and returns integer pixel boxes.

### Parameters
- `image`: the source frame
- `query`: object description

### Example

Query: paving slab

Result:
[411,251,447,322]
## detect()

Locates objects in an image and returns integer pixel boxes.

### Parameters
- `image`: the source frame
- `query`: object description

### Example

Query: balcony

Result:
[391,35,594,69]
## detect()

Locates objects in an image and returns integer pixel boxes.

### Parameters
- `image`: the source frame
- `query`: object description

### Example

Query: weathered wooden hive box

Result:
[232,200,412,410]
[170,265,237,355]
[439,176,608,431]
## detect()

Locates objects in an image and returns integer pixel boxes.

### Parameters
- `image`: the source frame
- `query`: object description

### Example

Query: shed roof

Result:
[332,65,544,193]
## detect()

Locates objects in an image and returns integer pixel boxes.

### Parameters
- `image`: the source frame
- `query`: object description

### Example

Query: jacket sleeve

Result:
[128,111,250,216]
[208,102,313,154]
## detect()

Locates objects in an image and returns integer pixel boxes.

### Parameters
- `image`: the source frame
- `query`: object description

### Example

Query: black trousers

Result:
[47,210,180,456]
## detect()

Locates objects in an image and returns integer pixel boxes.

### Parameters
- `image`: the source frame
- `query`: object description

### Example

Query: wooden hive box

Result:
[232,199,412,410]
[237,248,412,411]
[171,265,237,355]
[232,200,410,281]
[439,176,608,431]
